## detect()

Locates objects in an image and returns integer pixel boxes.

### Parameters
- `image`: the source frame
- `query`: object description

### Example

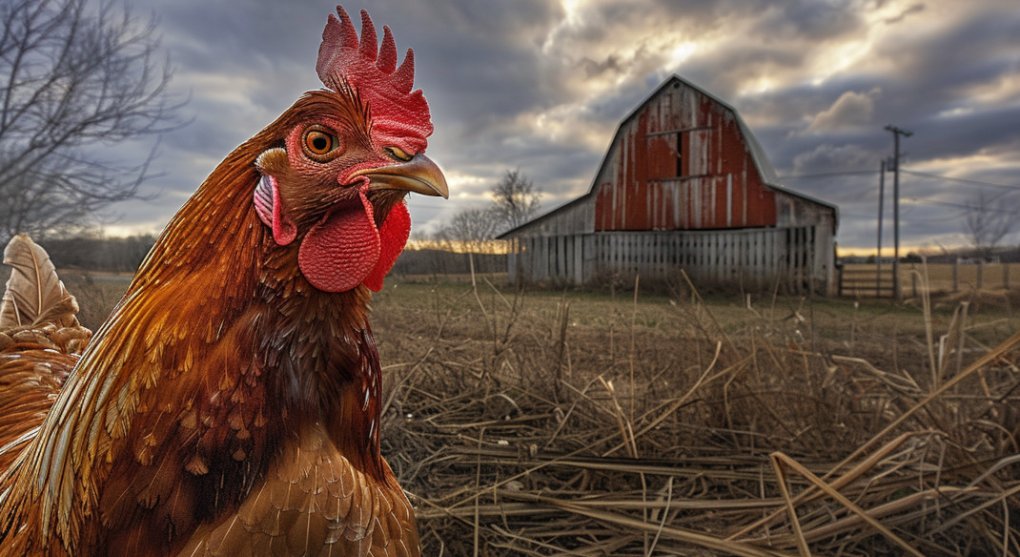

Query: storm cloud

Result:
[106,0,1020,252]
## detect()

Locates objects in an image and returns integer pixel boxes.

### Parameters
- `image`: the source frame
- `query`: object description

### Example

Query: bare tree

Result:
[964,191,1015,258]
[0,0,182,242]
[490,169,540,233]
[425,169,540,266]
[433,207,501,253]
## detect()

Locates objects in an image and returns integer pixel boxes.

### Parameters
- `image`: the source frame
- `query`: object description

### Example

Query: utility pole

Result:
[885,124,912,300]
[877,159,885,296]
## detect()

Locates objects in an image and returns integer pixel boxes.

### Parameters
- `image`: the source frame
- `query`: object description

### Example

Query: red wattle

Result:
[364,202,410,291]
[298,191,379,293]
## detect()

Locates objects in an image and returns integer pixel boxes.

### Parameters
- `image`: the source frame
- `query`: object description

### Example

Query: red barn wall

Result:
[593,82,777,231]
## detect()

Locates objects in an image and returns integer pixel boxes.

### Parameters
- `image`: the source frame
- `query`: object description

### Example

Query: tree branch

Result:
[0,0,183,242]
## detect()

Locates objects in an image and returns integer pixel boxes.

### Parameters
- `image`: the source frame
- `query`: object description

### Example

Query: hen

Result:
[0,6,446,556]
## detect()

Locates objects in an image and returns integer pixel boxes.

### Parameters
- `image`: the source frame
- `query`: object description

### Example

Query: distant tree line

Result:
[38,234,156,272]
[389,249,506,276]
[29,232,511,277]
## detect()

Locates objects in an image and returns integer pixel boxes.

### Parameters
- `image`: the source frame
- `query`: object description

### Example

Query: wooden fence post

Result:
[911,271,918,298]
[977,261,983,290]
[1004,263,1010,290]
[952,260,958,292]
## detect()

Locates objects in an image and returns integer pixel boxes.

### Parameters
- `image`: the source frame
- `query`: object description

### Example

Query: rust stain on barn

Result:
[594,83,778,231]
[500,76,838,294]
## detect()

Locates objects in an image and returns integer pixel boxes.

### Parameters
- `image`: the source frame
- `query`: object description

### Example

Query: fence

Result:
[838,265,896,298]
[508,226,833,294]
[838,262,1019,298]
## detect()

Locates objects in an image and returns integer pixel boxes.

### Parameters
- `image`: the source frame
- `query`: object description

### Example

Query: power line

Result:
[898,210,973,224]
[779,168,1020,191]
[905,197,1018,216]
[900,169,1020,191]
[778,170,877,180]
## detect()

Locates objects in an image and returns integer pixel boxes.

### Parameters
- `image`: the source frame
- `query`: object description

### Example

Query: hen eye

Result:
[302,127,339,159]
[385,146,413,162]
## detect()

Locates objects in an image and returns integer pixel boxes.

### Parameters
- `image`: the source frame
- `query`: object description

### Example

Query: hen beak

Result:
[351,154,449,199]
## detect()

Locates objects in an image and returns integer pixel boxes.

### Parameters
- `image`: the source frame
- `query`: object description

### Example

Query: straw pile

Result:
[375,278,1020,556]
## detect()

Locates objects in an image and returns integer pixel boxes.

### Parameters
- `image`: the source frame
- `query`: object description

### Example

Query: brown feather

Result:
[0,234,80,329]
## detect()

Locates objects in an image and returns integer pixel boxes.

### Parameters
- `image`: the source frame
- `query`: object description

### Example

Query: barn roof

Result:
[499,75,838,238]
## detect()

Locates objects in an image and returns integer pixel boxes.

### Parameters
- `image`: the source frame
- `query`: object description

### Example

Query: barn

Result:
[499,75,838,294]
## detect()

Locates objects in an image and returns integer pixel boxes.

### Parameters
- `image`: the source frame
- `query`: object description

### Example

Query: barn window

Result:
[675,132,684,177]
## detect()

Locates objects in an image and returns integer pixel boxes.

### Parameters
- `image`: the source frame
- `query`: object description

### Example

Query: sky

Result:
[104,0,1020,254]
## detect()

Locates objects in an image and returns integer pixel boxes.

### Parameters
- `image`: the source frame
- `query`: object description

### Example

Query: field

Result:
[60,271,1020,555]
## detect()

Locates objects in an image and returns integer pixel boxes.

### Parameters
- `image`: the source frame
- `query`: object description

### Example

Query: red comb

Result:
[316,7,432,141]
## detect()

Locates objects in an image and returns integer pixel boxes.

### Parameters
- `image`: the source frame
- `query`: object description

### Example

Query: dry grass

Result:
[50,268,1020,555]
[57,271,133,329]
[373,274,1020,556]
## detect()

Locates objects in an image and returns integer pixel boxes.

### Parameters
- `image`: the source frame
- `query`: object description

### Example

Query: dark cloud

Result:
[910,105,1020,161]
[580,55,624,78]
[792,144,880,174]
[94,0,1019,251]
[753,0,865,40]
[884,2,926,24]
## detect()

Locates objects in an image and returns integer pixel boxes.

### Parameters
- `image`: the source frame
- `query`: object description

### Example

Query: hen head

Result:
[253,7,447,293]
